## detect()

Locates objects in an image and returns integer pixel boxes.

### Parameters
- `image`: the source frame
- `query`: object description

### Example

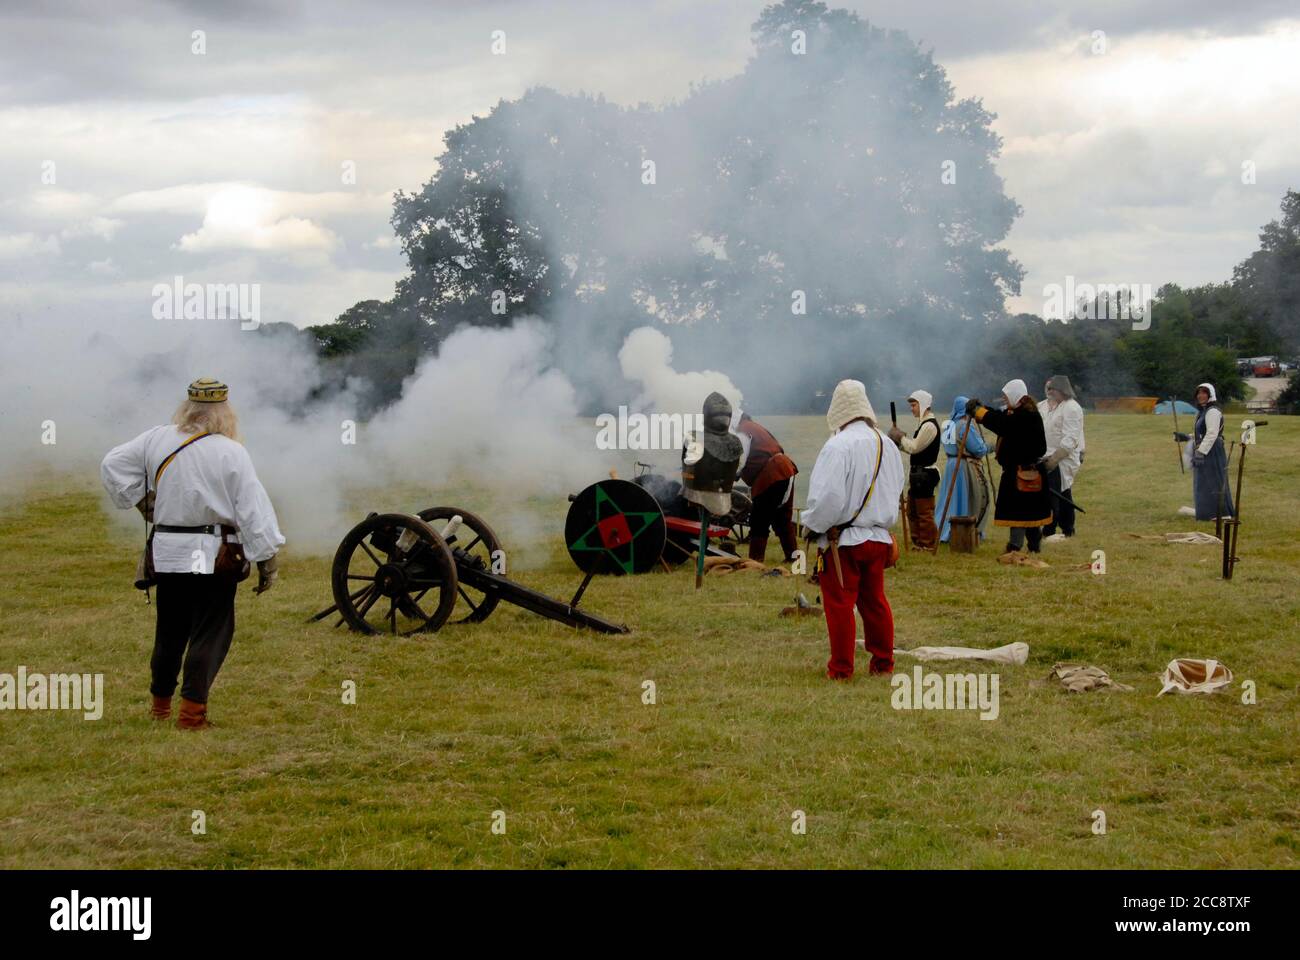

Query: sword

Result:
[1046,484,1086,514]
[826,534,844,585]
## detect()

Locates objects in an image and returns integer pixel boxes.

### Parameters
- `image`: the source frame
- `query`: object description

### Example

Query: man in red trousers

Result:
[800,380,904,679]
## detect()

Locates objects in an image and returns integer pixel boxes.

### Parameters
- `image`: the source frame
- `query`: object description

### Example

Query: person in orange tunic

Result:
[732,409,799,563]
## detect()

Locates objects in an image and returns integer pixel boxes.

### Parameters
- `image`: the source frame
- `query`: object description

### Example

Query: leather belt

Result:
[155,523,235,536]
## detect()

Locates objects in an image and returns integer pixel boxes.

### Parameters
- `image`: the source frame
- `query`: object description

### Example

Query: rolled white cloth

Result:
[891,642,1030,665]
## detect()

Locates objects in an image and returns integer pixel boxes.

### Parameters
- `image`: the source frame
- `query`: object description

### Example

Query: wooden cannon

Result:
[564,469,751,575]
[311,506,628,635]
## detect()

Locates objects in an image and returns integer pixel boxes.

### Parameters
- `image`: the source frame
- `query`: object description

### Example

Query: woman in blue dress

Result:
[1175,382,1234,521]
[935,395,993,542]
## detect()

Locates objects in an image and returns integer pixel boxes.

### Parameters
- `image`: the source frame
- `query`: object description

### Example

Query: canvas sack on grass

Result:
[1157,658,1233,697]
[1049,663,1133,693]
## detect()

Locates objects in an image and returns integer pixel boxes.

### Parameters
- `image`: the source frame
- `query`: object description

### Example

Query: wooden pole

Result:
[892,402,910,551]
[1223,442,1249,580]
[936,415,975,545]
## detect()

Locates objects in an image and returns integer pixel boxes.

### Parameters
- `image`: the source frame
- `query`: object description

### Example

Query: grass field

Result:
[1,413,1296,869]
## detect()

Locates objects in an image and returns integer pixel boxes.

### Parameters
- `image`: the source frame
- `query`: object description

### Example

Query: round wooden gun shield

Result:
[565,478,666,574]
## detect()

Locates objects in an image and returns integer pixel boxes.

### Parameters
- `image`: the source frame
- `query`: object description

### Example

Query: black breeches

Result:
[748,478,798,558]
[151,573,237,703]
[1043,468,1076,536]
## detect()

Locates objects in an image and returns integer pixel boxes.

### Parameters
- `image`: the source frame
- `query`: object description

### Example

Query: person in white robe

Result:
[101,377,284,729]
[800,380,904,679]
[1039,374,1085,541]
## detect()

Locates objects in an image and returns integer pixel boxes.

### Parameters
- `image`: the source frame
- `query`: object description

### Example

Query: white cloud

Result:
[176,185,339,253]
[364,234,398,250]
[0,233,60,259]
[60,216,123,241]
[88,256,118,276]
[23,189,100,219]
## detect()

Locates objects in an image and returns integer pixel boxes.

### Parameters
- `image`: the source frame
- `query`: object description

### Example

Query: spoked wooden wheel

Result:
[417,506,503,623]
[330,513,458,635]
[727,488,753,544]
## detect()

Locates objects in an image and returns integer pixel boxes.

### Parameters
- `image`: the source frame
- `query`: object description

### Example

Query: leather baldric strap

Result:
[832,425,885,537]
[153,431,211,486]
[139,430,214,604]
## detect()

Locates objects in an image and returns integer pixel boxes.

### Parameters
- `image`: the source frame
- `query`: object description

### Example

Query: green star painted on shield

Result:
[569,484,661,574]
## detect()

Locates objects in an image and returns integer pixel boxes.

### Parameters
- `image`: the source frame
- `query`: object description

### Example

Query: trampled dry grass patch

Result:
[0,414,1296,868]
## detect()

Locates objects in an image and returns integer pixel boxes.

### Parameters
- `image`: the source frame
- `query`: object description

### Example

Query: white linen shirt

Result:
[1040,397,1085,489]
[101,425,284,574]
[800,420,904,547]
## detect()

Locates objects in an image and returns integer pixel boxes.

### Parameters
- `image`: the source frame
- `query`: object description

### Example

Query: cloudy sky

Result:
[2,0,1298,326]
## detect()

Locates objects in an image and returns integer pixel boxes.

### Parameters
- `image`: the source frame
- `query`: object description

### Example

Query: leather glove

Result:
[887,426,904,444]
[965,398,981,418]
[134,490,156,523]
[1173,432,1191,443]
[255,556,279,594]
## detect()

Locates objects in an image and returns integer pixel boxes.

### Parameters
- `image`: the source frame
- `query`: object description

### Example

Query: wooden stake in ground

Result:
[936,414,976,546]
[891,401,910,552]
[1223,420,1267,580]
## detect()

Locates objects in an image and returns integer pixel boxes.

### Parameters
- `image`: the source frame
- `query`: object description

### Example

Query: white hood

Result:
[826,379,877,433]
[1002,379,1029,407]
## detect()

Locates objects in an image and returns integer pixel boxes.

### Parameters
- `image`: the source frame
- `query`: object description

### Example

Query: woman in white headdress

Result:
[965,379,1054,555]
[1175,382,1234,521]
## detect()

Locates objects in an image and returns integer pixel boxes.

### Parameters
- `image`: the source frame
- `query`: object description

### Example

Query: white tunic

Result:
[101,425,284,574]
[800,420,904,547]
[1040,397,1085,490]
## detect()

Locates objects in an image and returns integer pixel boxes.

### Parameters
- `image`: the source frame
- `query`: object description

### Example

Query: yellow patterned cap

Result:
[187,377,229,403]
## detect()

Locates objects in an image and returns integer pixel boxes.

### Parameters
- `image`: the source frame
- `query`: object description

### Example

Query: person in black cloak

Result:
[966,379,1054,555]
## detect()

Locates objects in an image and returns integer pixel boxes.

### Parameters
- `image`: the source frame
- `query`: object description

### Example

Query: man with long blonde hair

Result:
[101,377,284,729]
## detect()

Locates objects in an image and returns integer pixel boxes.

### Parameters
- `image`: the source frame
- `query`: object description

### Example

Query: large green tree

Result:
[382,0,1023,408]
[1233,189,1300,352]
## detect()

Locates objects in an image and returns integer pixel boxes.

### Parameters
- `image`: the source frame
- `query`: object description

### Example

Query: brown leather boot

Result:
[177,698,213,730]
[150,695,172,721]
[747,535,769,564]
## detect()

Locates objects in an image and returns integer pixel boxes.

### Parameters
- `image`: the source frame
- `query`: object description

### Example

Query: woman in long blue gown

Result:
[936,395,993,543]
